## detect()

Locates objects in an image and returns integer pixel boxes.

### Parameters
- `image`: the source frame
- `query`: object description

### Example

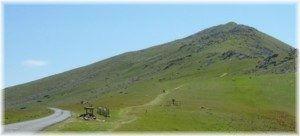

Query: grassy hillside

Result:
[4,22,296,132]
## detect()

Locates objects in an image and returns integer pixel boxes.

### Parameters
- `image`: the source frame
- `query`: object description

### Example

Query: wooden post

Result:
[172,99,175,105]
[107,108,110,117]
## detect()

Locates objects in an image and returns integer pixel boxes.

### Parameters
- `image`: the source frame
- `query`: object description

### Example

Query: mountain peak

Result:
[224,21,238,26]
[221,21,239,30]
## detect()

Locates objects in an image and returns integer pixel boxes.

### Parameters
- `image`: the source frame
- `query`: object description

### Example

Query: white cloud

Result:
[22,59,47,68]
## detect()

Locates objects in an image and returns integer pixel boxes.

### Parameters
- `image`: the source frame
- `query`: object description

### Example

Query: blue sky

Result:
[4,4,296,87]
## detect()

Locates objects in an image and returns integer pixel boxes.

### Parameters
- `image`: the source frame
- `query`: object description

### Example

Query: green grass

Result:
[45,73,295,132]
[4,106,53,124]
[117,74,295,131]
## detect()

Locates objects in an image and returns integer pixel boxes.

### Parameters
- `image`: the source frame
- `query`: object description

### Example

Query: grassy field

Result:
[4,106,53,124]
[45,73,295,132]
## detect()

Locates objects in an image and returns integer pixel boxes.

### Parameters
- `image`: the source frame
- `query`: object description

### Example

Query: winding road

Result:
[4,108,71,133]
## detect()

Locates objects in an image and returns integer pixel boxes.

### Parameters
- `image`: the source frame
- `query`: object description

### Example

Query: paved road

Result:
[4,108,71,133]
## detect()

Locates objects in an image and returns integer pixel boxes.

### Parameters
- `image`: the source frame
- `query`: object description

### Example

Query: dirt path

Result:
[4,108,71,133]
[110,85,183,131]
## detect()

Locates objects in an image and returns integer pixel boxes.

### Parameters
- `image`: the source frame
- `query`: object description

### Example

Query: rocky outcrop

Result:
[163,55,192,70]
[220,50,250,60]
[256,54,278,69]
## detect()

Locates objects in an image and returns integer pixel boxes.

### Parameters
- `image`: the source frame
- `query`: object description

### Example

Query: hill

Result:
[4,22,296,131]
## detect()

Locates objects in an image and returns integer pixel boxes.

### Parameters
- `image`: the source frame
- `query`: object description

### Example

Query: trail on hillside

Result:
[109,85,183,131]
